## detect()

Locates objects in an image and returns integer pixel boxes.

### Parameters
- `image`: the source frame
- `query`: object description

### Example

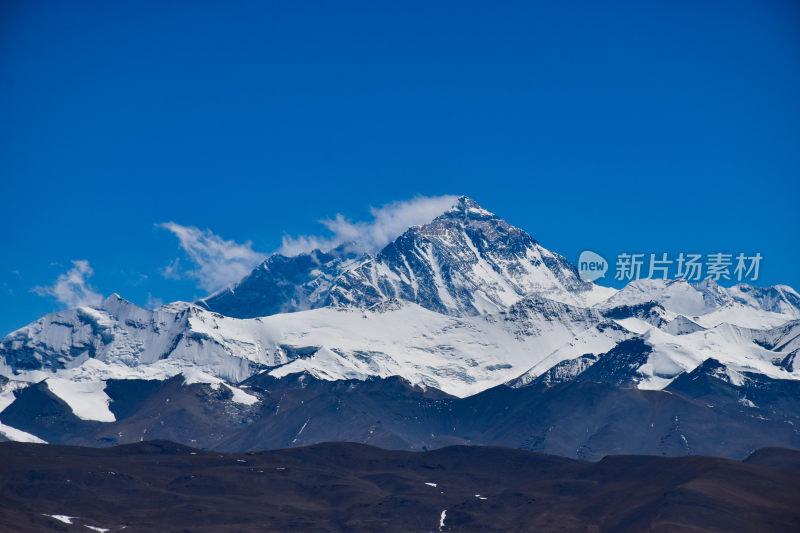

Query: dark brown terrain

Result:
[0,441,798,532]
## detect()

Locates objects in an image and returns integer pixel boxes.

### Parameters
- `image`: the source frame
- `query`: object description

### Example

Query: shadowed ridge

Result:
[744,446,800,473]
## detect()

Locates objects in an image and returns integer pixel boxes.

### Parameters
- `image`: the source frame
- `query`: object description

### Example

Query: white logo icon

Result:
[578,251,608,282]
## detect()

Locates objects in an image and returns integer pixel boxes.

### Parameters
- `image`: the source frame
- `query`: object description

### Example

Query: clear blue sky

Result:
[1,0,798,336]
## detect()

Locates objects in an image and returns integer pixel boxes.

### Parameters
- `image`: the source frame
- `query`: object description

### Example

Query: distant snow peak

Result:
[438,195,497,220]
[728,283,800,316]
[604,277,800,325]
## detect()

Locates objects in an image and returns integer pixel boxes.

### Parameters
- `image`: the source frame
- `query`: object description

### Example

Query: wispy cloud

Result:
[158,223,265,293]
[146,293,164,310]
[32,260,104,309]
[157,195,456,294]
[161,258,181,280]
[279,194,458,256]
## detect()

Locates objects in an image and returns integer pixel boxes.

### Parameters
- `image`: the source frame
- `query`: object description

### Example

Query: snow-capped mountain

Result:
[0,294,278,383]
[603,278,731,316]
[603,277,800,324]
[727,283,800,317]
[324,197,614,314]
[199,197,614,319]
[1,195,799,455]
[197,245,365,319]
[0,291,624,399]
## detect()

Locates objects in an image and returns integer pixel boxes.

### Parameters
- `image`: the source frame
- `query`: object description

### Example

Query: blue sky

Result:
[1,0,799,336]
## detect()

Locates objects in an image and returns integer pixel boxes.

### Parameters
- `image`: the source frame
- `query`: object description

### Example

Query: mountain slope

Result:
[2,440,798,533]
[325,196,614,314]
[196,246,364,319]
[0,289,632,400]
[197,197,614,320]
[3,366,800,460]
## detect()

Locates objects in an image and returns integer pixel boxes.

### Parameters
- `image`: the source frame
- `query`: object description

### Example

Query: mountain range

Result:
[1,196,799,459]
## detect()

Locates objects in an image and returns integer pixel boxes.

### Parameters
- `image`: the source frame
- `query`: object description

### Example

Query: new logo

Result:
[578,251,608,282]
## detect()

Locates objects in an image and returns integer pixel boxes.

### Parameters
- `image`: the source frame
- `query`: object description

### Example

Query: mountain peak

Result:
[103,293,133,309]
[323,193,613,314]
[437,196,496,221]
[104,293,124,304]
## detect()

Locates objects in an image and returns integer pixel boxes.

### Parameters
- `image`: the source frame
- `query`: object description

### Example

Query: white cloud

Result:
[146,293,164,310]
[157,195,457,294]
[279,194,458,256]
[158,222,265,293]
[161,258,181,280]
[33,260,104,309]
